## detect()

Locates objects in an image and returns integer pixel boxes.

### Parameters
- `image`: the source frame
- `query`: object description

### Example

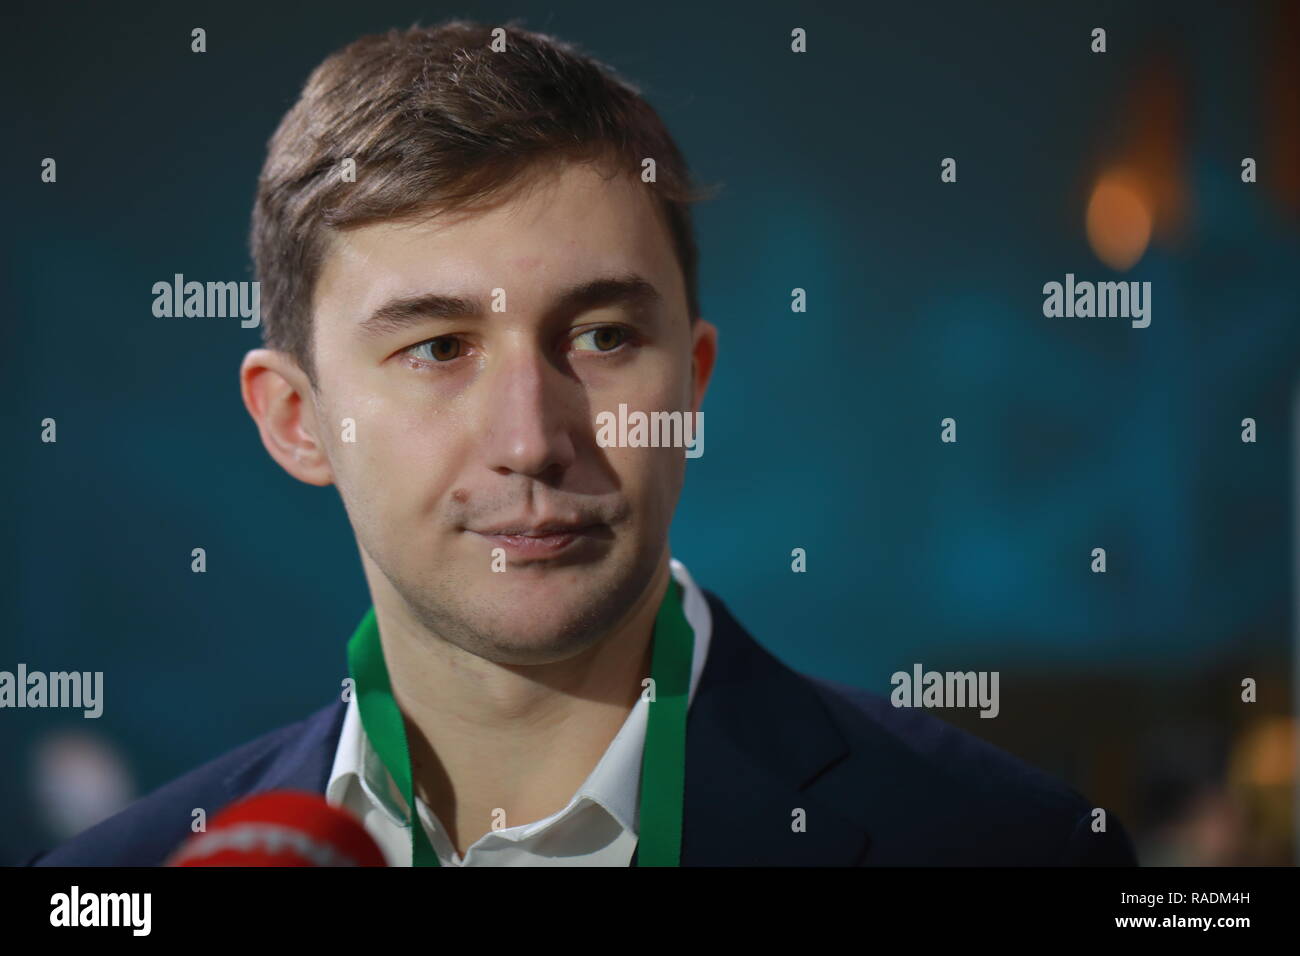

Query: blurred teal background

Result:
[3,0,1297,864]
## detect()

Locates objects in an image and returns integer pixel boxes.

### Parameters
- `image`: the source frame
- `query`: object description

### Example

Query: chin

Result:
[464,575,632,659]
[459,611,605,665]
[483,633,602,666]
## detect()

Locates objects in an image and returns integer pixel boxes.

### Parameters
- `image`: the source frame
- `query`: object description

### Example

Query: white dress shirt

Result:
[325,558,712,866]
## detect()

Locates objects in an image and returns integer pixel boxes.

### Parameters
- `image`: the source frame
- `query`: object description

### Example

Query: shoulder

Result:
[800,673,1137,865]
[695,588,1136,865]
[26,699,345,866]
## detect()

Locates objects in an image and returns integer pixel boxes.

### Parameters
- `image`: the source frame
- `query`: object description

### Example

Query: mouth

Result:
[468,521,606,560]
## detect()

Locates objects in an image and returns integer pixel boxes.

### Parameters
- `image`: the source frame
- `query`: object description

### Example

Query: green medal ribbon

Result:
[345,576,694,867]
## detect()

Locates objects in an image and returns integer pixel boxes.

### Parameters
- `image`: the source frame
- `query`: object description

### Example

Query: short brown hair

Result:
[251,19,715,384]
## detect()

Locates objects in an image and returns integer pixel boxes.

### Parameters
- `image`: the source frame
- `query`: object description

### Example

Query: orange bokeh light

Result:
[1086,170,1154,272]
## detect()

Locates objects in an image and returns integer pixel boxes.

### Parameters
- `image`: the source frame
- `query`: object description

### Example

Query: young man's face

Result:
[244,160,716,665]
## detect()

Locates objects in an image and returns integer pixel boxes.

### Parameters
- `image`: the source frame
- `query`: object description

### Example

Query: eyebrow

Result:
[357,273,664,338]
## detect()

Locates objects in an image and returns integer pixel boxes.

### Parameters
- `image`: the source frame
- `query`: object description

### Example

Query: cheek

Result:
[345,381,460,462]
[590,344,690,404]
[606,444,686,509]
[604,382,690,426]
[323,397,453,513]
[590,368,692,497]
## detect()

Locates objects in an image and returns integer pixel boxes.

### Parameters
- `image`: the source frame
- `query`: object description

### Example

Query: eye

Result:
[409,336,462,362]
[572,326,628,353]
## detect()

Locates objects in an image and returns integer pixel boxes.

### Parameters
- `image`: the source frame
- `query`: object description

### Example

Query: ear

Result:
[689,318,718,413]
[239,349,334,486]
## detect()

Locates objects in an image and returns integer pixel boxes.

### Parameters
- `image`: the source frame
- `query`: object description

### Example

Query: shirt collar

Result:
[326,556,713,838]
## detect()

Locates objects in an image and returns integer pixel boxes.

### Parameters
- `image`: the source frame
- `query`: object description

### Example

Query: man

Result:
[30,20,1135,866]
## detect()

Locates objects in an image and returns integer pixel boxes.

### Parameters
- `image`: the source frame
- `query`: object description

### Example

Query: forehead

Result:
[312,161,685,324]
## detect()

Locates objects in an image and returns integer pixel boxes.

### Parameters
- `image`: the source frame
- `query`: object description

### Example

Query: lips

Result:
[469,519,605,560]
[475,521,598,537]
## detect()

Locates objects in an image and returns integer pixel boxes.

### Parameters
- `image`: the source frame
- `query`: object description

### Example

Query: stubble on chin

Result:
[390,553,658,666]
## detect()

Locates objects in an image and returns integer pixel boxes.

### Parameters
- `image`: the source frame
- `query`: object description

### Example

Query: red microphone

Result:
[166,790,388,866]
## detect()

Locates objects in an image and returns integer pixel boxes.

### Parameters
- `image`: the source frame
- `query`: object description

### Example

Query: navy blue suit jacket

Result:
[28,590,1137,866]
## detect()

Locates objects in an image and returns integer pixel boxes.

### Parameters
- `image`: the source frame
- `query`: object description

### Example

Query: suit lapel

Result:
[678,591,870,865]
[221,697,347,798]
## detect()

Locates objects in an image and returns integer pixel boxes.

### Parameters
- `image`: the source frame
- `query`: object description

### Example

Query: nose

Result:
[476,339,578,480]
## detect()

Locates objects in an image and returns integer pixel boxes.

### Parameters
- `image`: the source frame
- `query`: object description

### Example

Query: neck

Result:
[361,553,673,858]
